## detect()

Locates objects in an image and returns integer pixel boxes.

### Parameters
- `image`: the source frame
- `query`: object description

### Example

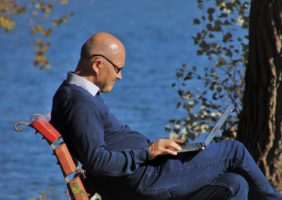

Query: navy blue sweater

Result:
[51,81,151,178]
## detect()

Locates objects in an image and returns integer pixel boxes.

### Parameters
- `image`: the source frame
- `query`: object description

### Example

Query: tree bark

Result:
[238,0,282,189]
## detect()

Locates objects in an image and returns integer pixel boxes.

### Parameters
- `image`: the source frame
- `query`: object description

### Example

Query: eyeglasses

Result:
[91,54,123,74]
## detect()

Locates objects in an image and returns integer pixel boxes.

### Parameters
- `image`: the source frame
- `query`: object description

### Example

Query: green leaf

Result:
[193,18,201,25]
[223,32,232,42]
[207,8,215,14]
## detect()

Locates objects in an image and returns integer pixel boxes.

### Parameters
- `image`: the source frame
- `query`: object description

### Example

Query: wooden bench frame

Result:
[14,114,93,200]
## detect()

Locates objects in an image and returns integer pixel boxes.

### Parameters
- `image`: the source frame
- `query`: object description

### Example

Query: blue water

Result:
[0,1,200,199]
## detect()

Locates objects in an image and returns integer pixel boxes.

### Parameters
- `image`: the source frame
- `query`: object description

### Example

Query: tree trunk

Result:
[238,0,282,189]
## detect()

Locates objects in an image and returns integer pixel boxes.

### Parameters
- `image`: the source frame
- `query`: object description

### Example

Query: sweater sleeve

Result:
[66,99,150,177]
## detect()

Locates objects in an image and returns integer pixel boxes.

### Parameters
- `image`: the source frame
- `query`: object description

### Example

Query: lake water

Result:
[0,0,200,199]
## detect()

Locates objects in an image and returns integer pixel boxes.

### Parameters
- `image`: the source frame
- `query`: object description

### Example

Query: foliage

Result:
[27,187,56,200]
[166,0,250,141]
[0,0,73,70]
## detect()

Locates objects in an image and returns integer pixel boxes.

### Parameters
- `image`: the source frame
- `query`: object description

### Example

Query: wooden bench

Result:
[14,114,97,200]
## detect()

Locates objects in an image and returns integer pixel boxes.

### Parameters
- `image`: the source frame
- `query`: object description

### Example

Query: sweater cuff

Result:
[135,147,150,164]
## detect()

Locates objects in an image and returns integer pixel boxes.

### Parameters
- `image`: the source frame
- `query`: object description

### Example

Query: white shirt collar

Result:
[66,72,100,96]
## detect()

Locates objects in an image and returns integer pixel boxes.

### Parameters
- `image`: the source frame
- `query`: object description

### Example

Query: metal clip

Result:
[76,168,86,179]
[13,121,30,132]
[30,113,44,121]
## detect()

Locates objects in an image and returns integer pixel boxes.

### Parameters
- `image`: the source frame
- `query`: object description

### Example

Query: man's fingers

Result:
[148,139,185,160]
[161,148,178,156]
[172,139,185,144]
[166,140,183,151]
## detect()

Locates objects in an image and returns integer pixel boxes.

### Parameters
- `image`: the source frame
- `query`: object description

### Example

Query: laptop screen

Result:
[204,105,234,146]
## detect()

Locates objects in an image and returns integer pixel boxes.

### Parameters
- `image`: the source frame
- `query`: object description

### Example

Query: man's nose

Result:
[116,72,122,80]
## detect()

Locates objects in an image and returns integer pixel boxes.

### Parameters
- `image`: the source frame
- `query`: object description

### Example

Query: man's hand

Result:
[148,139,185,160]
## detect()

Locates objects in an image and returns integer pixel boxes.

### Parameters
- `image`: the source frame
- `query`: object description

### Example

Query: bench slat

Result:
[31,116,62,143]
[29,116,90,200]
[55,143,77,176]
[68,176,90,200]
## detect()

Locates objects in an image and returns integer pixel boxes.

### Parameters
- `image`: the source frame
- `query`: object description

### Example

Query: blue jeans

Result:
[186,172,248,199]
[136,140,282,200]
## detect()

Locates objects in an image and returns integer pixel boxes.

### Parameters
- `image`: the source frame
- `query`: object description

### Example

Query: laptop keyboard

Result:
[181,142,206,152]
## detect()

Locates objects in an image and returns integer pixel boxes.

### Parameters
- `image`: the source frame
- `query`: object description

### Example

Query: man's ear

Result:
[92,59,103,74]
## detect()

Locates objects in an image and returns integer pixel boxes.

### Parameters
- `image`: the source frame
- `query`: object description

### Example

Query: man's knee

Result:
[224,139,245,150]
[211,172,249,199]
[223,140,248,158]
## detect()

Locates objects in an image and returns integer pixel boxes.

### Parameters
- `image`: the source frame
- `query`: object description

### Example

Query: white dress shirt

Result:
[66,72,100,96]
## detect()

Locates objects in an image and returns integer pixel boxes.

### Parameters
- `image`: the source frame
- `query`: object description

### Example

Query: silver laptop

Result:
[180,105,234,153]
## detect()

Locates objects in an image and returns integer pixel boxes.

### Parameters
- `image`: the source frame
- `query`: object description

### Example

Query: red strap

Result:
[31,116,62,143]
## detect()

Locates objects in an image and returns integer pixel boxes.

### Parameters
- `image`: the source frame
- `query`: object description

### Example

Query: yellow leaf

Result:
[42,28,52,36]
[35,3,42,9]
[62,16,68,23]
[0,16,15,31]
[61,0,68,5]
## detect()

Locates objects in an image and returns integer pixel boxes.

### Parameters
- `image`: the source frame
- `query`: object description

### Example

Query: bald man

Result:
[51,33,282,200]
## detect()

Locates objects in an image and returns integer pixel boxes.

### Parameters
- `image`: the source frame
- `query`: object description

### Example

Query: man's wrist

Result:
[148,142,157,160]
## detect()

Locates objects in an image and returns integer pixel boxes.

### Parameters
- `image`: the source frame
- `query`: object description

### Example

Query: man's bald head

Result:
[80,32,126,64]
[75,32,126,92]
